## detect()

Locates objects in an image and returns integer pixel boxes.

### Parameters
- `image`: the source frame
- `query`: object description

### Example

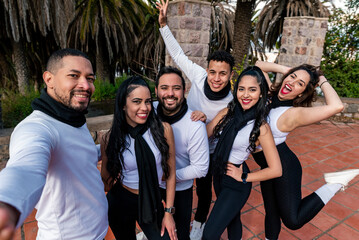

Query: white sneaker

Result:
[136,231,148,240]
[190,220,205,240]
[324,169,359,191]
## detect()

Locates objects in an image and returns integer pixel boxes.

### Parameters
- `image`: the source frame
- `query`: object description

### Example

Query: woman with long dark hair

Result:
[100,76,177,240]
[202,66,282,240]
[254,61,359,240]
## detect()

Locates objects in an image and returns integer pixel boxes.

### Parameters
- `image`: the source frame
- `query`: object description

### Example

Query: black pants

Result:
[253,142,325,240]
[160,187,193,240]
[194,156,213,223]
[106,183,170,240]
[202,162,252,240]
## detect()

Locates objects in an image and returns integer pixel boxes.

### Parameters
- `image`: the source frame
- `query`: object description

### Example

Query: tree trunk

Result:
[233,0,255,77]
[96,30,111,83]
[12,41,30,95]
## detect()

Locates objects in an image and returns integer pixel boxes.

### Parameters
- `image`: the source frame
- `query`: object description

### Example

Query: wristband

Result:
[319,81,328,88]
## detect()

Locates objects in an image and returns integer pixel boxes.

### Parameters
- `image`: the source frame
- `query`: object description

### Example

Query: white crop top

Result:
[121,129,163,189]
[227,120,255,165]
[267,107,292,145]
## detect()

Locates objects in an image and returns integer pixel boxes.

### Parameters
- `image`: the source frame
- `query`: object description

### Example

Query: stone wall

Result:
[165,0,211,91]
[278,16,328,70]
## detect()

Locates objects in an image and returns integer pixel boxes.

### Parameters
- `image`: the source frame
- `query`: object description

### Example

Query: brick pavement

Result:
[14,120,359,240]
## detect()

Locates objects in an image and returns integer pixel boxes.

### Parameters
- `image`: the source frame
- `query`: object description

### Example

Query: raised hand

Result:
[156,0,169,27]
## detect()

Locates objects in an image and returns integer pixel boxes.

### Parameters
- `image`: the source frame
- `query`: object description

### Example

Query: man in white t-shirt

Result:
[0,49,108,240]
[156,1,235,239]
[154,66,209,240]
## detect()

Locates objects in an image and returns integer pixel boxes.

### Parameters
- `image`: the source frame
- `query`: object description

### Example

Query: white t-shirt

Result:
[154,103,209,191]
[0,110,108,240]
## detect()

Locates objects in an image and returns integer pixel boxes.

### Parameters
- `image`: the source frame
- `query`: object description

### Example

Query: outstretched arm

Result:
[281,75,344,131]
[0,202,19,240]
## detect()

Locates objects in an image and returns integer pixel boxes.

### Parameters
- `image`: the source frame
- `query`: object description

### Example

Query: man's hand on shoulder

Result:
[0,202,20,240]
[191,111,207,123]
[156,0,169,28]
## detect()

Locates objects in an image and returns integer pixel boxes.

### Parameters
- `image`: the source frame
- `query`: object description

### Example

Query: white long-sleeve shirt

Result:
[160,25,233,153]
[154,103,209,191]
[0,110,108,240]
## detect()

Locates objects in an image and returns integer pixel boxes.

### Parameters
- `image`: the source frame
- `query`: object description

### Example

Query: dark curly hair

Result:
[213,66,270,153]
[270,64,322,107]
[207,50,235,71]
[104,76,170,186]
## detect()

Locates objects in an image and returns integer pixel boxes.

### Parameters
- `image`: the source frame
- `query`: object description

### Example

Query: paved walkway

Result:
[14,120,359,239]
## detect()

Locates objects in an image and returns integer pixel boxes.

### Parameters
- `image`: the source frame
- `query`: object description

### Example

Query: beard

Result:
[158,97,184,115]
[53,88,91,112]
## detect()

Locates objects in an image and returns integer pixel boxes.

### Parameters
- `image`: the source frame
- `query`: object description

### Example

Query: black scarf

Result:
[270,95,293,109]
[204,77,231,100]
[128,124,163,230]
[157,99,188,124]
[31,89,87,127]
[212,104,257,176]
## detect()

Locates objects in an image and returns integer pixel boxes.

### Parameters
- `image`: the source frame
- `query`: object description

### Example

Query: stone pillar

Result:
[278,16,328,72]
[165,0,211,92]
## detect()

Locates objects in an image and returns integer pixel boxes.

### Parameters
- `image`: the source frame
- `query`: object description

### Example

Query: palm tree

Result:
[255,0,330,51]
[67,0,149,83]
[210,1,265,66]
[232,0,256,70]
[0,0,75,94]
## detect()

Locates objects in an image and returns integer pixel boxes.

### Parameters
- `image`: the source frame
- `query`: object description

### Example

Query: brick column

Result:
[277,16,328,80]
[165,0,211,92]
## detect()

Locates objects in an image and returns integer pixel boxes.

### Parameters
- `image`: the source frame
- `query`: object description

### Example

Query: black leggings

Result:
[194,157,213,223]
[160,187,193,240]
[253,142,325,240]
[202,162,251,240]
[106,183,170,240]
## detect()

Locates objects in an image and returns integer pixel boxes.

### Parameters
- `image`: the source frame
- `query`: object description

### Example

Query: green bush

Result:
[1,90,40,128]
[91,74,156,101]
[91,74,128,101]
[321,59,359,98]
[321,4,359,98]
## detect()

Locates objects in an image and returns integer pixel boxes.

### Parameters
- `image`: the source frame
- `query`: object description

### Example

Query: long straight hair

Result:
[213,66,270,152]
[104,76,169,185]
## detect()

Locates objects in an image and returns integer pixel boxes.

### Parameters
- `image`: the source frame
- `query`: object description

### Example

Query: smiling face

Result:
[278,70,310,100]
[155,73,185,116]
[123,85,152,127]
[236,75,261,111]
[44,56,95,112]
[206,60,233,92]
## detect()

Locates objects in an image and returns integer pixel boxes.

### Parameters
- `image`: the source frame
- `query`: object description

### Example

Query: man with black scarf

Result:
[0,49,108,240]
[156,1,235,239]
[153,66,209,240]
